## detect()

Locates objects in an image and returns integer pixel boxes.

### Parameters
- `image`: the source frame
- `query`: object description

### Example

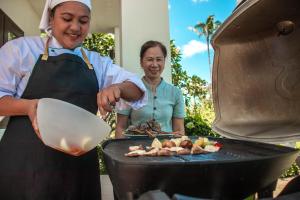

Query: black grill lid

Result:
[211,0,300,143]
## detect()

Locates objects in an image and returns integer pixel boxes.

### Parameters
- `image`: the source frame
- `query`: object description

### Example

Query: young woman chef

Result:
[0,0,146,199]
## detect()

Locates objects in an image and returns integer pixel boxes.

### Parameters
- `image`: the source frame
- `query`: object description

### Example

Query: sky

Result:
[169,0,237,83]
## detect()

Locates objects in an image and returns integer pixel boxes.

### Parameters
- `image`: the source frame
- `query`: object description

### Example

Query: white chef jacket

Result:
[0,36,147,110]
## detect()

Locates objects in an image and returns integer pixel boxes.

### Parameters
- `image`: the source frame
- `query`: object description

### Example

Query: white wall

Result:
[120,0,172,83]
[0,0,40,36]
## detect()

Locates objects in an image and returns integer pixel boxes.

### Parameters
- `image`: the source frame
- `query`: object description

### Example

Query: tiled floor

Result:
[274,177,295,197]
[101,175,114,200]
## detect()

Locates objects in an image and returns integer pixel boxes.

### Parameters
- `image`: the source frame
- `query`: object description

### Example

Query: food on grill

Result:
[191,145,206,154]
[179,140,193,149]
[177,148,191,155]
[204,145,221,152]
[194,138,204,147]
[162,140,176,148]
[151,138,162,148]
[157,148,173,156]
[127,119,161,137]
[129,145,144,152]
[125,136,222,157]
[126,119,181,137]
[167,146,184,152]
[125,150,146,157]
[144,147,159,156]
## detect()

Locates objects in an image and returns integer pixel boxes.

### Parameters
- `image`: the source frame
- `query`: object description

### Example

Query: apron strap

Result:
[80,48,93,69]
[41,38,93,70]
[41,38,50,61]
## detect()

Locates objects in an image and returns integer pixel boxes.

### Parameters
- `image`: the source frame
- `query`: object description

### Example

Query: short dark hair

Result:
[140,40,167,60]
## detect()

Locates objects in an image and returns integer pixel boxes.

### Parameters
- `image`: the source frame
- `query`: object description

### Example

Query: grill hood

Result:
[211,0,300,143]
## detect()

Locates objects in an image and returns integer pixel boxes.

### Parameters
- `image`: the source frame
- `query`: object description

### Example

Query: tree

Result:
[170,40,190,106]
[186,75,207,112]
[171,39,188,87]
[170,40,216,136]
[189,15,221,77]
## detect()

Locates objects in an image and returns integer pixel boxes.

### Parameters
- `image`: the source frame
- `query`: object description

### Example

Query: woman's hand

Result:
[0,96,41,138]
[97,81,144,118]
[172,117,185,136]
[26,99,40,138]
[97,84,121,118]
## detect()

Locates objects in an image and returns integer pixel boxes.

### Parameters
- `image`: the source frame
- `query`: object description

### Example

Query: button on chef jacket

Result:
[0,36,147,110]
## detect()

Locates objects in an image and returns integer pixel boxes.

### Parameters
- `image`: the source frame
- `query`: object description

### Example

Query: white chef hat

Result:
[39,0,91,33]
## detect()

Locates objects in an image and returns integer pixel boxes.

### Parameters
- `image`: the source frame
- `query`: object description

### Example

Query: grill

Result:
[102,137,298,199]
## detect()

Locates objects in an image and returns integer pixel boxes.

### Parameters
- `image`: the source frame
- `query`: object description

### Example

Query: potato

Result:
[179,140,193,149]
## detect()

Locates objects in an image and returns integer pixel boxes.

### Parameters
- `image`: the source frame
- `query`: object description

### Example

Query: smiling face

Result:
[49,2,90,49]
[141,46,166,80]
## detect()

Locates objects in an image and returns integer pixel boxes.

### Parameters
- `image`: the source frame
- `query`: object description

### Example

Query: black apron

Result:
[0,41,101,200]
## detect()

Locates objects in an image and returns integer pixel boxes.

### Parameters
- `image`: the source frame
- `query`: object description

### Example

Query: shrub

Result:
[184,114,219,137]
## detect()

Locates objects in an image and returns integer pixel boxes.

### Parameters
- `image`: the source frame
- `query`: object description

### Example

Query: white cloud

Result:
[182,40,208,58]
[168,4,171,10]
[192,0,209,3]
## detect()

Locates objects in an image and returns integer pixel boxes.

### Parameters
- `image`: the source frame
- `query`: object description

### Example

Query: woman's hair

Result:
[140,40,167,60]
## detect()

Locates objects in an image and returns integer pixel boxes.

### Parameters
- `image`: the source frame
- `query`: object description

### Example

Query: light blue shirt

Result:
[118,78,185,132]
[0,36,147,110]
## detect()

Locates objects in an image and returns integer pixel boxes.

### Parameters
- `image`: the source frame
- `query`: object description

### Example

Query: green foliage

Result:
[97,145,107,174]
[171,39,189,89]
[184,114,218,137]
[83,33,115,59]
[170,40,217,137]
[281,162,300,178]
[281,144,300,178]
[191,15,221,38]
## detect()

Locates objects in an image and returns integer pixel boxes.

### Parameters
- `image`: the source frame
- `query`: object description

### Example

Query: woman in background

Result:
[116,40,185,138]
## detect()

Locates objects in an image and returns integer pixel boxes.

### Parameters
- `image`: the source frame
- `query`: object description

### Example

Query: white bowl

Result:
[37,98,111,156]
